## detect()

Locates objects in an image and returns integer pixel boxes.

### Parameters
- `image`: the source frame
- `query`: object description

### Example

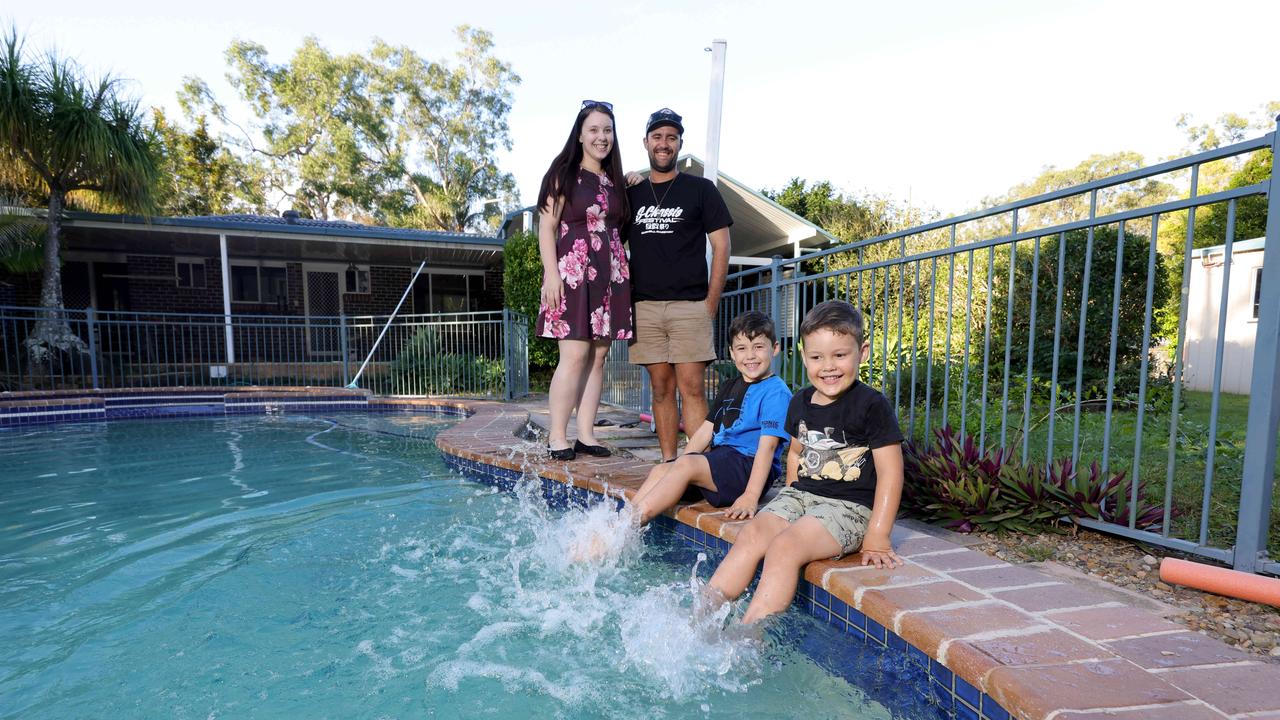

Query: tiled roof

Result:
[62,211,504,247]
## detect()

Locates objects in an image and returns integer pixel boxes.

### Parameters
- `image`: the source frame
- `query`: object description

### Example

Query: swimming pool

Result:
[1,415,947,718]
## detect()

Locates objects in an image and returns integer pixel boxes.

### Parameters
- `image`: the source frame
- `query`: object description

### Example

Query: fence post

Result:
[1233,118,1280,573]
[86,307,100,390]
[769,255,782,375]
[503,308,514,400]
[339,313,350,387]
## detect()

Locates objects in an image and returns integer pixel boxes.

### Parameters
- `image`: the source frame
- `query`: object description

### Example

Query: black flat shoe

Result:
[549,445,576,461]
[574,440,611,458]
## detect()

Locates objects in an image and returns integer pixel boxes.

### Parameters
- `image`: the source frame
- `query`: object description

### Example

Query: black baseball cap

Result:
[645,108,684,135]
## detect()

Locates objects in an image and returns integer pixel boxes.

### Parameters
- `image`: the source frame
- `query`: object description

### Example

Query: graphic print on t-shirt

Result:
[797,419,870,482]
[710,391,741,431]
[632,202,684,235]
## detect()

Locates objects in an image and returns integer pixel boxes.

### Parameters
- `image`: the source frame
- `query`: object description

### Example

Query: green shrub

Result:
[987,226,1171,398]
[387,328,505,395]
[503,229,558,369]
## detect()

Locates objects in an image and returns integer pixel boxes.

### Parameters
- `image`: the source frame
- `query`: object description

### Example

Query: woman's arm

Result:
[538,195,565,311]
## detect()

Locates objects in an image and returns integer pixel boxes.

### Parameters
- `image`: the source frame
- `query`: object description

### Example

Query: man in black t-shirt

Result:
[626,108,733,462]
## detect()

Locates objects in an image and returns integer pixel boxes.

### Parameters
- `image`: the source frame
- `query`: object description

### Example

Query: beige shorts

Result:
[629,300,717,365]
[761,486,873,556]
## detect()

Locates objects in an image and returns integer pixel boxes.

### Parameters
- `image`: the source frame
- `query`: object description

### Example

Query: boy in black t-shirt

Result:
[706,300,905,625]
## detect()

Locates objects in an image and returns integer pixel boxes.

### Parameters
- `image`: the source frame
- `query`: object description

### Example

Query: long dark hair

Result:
[537,104,630,223]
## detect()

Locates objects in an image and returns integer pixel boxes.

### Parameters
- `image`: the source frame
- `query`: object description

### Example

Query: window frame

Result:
[1251,265,1263,321]
[175,259,207,289]
[230,262,289,305]
[344,265,370,294]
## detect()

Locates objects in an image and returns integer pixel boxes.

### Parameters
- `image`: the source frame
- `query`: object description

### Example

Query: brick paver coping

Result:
[433,399,1280,720]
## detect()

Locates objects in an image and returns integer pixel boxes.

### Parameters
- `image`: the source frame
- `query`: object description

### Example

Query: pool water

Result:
[0,415,945,719]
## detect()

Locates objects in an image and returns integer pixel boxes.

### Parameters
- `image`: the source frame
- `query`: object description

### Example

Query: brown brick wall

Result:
[342,266,412,316]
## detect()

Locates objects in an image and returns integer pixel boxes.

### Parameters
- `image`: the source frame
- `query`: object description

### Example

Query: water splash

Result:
[425,476,767,704]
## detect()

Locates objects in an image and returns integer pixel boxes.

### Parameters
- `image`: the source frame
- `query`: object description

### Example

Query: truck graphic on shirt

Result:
[797,420,869,482]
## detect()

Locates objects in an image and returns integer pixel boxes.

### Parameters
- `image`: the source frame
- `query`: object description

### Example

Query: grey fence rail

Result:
[605,123,1279,575]
[0,306,530,400]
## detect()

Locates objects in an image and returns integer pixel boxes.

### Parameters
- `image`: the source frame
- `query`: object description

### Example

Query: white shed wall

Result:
[1183,240,1265,394]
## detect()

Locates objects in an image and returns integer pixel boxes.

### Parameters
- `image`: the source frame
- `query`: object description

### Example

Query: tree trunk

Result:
[26,189,87,364]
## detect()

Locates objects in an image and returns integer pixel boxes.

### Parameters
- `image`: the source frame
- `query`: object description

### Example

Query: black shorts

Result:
[697,445,778,507]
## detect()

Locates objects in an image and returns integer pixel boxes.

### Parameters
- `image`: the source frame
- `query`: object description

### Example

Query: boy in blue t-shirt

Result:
[706,300,905,625]
[629,311,792,525]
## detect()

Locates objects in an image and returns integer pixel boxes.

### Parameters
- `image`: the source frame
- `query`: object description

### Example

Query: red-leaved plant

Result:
[903,427,1167,534]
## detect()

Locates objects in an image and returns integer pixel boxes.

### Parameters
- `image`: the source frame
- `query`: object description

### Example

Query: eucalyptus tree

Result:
[182,25,519,231]
[372,26,520,231]
[0,29,160,359]
[152,108,268,216]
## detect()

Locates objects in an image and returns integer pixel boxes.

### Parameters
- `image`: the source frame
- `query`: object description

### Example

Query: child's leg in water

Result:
[705,512,790,604]
[567,503,639,563]
[740,517,842,624]
[571,455,718,564]
[629,454,715,525]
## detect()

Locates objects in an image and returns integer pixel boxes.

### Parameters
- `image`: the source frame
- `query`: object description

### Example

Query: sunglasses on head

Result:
[581,99,614,112]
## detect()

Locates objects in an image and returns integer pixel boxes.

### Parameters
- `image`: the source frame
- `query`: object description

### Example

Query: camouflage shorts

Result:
[760,486,873,556]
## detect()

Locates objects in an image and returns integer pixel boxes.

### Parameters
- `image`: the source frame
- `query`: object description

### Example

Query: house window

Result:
[1253,266,1264,320]
[231,264,288,304]
[176,260,206,289]
[261,266,288,306]
[231,265,259,302]
[431,273,469,312]
[345,265,370,294]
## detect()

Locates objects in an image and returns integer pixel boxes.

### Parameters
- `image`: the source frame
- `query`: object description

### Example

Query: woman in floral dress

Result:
[535,101,633,460]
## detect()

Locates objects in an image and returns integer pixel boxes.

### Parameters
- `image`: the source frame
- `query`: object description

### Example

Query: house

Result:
[0,211,506,318]
[1184,237,1266,394]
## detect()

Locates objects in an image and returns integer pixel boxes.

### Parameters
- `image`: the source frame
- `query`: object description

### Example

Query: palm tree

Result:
[0,29,159,361]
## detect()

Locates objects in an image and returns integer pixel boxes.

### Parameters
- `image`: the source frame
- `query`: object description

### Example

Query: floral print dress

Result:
[536,168,633,341]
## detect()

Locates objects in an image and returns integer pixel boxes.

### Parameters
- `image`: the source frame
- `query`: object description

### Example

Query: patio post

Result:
[219,233,235,364]
[1233,117,1280,573]
[768,255,782,375]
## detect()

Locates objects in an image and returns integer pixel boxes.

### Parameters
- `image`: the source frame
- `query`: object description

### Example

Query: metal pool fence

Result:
[605,124,1279,575]
[0,307,530,400]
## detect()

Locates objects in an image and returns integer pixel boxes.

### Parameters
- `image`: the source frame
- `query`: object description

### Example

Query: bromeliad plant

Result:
[903,426,1167,535]
[902,428,1036,534]
[1046,457,1165,530]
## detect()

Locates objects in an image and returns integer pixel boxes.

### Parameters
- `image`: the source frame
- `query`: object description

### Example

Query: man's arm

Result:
[704,226,730,316]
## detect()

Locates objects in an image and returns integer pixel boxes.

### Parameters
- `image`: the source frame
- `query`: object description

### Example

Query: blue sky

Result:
[7,0,1277,217]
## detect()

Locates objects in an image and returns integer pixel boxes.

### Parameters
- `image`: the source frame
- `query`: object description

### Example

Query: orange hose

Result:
[1159,557,1280,607]
[637,412,683,432]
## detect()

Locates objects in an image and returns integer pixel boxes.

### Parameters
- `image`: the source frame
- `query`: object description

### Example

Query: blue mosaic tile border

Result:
[0,404,105,427]
[0,392,466,427]
[443,450,1013,720]
[224,397,369,414]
